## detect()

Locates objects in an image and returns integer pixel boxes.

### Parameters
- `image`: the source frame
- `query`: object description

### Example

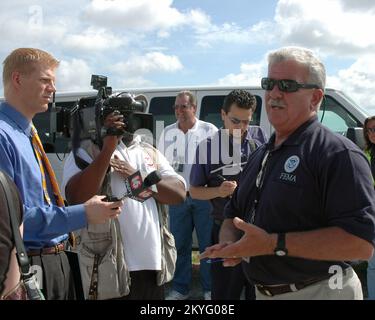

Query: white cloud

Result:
[188,9,274,48]
[274,0,375,55]
[64,28,124,52]
[82,0,184,33]
[111,52,183,75]
[56,59,92,92]
[216,61,266,86]
[0,19,67,53]
[117,76,155,89]
[327,56,375,111]
[340,0,375,12]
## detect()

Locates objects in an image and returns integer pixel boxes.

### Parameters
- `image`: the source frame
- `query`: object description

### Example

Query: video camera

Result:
[52,75,153,169]
[65,75,153,146]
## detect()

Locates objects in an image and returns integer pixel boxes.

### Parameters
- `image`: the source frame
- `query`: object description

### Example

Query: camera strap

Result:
[0,172,30,275]
[0,171,45,300]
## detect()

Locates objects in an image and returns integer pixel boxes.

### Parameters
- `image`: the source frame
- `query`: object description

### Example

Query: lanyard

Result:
[247,149,271,224]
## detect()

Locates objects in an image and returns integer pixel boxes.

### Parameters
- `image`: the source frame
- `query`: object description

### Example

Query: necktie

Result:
[30,125,64,206]
[30,125,76,248]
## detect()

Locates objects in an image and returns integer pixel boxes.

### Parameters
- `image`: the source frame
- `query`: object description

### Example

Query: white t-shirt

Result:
[62,140,186,271]
[157,118,218,189]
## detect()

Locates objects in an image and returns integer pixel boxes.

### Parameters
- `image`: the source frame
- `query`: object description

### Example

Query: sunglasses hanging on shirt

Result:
[247,150,271,224]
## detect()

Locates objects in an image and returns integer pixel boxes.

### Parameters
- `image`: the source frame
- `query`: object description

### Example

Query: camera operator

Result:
[62,109,186,299]
[0,48,123,300]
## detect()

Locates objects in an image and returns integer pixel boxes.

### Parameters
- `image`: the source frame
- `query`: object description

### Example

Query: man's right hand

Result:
[102,112,125,151]
[84,195,123,224]
[218,180,237,198]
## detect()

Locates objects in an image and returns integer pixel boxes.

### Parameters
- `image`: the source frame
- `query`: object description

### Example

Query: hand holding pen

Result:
[216,174,237,198]
[200,242,242,267]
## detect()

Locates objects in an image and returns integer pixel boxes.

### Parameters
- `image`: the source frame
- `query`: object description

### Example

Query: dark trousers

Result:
[211,221,255,300]
[123,270,164,300]
[29,251,76,300]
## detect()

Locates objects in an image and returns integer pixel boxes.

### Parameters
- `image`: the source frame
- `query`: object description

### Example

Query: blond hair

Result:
[2,48,59,87]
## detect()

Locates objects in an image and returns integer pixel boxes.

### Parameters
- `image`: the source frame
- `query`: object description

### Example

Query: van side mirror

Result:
[346,127,365,150]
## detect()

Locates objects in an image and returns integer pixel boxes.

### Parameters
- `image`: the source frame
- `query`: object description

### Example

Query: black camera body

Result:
[61,75,153,145]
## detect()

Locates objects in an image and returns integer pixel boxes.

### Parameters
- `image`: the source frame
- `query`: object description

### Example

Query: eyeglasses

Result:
[173,104,191,110]
[367,127,375,134]
[228,116,251,125]
[261,77,320,93]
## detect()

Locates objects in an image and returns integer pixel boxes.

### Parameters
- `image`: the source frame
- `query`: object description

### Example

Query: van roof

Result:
[0,86,352,102]
[34,85,341,97]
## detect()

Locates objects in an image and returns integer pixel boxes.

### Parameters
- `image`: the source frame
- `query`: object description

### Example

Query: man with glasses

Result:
[158,90,217,300]
[201,46,375,300]
[189,89,267,300]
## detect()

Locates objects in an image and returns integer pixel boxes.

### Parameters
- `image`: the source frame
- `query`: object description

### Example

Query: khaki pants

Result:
[256,267,363,300]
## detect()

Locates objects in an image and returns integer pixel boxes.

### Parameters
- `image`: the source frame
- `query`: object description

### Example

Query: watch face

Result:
[275,249,287,257]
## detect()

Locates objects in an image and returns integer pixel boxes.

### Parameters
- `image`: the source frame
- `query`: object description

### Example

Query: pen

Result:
[216,174,226,182]
[206,258,225,264]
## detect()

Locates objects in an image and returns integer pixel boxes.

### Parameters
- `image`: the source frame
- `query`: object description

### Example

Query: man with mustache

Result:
[201,46,375,300]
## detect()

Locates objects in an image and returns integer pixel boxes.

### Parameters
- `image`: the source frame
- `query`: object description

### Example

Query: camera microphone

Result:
[104,170,161,203]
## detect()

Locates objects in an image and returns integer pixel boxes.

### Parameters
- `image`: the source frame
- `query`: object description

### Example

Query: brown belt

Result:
[256,275,331,297]
[27,243,65,257]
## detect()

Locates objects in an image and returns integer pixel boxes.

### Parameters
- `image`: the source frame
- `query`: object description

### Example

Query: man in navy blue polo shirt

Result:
[190,89,267,300]
[201,47,375,300]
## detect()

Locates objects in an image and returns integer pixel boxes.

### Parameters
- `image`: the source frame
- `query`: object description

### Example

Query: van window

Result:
[33,101,76,153]
[319,95,362,135]
[149,96,176,127]
[200,95,262,129]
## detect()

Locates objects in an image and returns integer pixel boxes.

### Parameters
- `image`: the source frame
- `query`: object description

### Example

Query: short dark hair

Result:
[222,89,257,113]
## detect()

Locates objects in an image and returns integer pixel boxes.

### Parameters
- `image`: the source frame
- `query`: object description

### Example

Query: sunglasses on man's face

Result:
[367,127,375,134]
[261,77,320,93]
[228,115,251,126]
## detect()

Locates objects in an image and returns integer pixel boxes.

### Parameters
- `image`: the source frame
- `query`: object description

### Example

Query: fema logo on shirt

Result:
[279,155,300,184]
[284,156,300,173]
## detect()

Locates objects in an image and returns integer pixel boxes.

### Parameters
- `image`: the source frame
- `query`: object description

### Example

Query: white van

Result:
[0,86,369,251]
[1,85,370,183]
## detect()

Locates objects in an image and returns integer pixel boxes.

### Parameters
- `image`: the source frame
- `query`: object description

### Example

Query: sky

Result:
[1,0,375,113]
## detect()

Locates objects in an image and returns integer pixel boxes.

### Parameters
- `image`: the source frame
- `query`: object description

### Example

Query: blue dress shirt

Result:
[0,102,86,250]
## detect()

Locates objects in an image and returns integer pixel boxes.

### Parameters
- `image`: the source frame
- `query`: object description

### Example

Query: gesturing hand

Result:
[200,217,275,264]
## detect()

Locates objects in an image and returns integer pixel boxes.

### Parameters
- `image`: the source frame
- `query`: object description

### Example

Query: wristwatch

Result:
[274,233,288,256]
